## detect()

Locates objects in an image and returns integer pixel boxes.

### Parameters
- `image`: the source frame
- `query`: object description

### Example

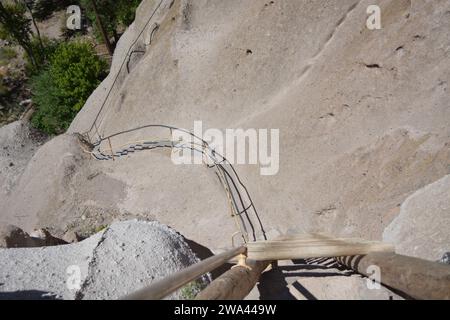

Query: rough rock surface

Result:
[0,121,45,199]
[0,220,201,300]
[0,0,449,300]
[0,225,68,248]
[383,175,450,262]
[29,229,68,246]
[0,0,447,251]
[62,231,82,244]
[247,259,403,300]
[0,133,144,237]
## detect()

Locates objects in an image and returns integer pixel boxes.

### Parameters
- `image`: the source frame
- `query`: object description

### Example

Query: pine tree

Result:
[0,1,37,67]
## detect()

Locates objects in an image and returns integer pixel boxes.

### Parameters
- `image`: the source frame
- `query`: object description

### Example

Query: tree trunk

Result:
[112,29,119,45]
[24,1,45,54]
[0,2,37,69]
[89,0,114,56]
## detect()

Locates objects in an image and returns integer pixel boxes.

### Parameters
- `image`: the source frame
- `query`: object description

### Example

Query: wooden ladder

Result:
[246,233,394,261]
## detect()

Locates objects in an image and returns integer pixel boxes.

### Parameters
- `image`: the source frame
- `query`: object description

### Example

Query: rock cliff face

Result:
[0,0,449,258]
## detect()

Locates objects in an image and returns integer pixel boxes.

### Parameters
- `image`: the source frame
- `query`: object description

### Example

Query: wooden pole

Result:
[246,237,394,261]
[107,137,115,161]
[336,252,450,300]
[196,259,271,300]
[89,0,113,56]
[121,246,246,300]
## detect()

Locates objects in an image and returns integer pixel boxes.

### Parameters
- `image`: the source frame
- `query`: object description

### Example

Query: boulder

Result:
[62,231,82,244]
[384,175,450,261]
[0,220,203,300]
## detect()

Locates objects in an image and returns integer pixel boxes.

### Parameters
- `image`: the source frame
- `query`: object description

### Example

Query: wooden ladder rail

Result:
[121,246,246,300]
[195,259,272,300]
[198,235,450,300]
[336,253,450,300]
[120,234,450,300]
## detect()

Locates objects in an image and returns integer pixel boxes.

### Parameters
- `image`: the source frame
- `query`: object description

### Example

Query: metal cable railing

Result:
[81,124,267,244]
[84,0,166,140]
[75,0,268,242]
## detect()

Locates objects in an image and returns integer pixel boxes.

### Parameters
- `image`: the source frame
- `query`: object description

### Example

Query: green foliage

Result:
[25,36,60,74]
[0,47,18,100]
[180,280,208,300]
[0,1,44,71]
[0,47,17,66]
[0,75,8,97]
[93,225,108,233]
[33,0,78,22]
[80,0,141,43]
[0,2,30,43]
[31,41,107,134]
[116,0,142,26]
[31,69,72,133]
[50,41,107,111]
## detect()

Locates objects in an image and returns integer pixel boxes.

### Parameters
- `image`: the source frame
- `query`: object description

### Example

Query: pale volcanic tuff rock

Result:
[1,0,449,252]
[67,0,450,248]
[0,120,45,198]
[0,0,449,300]
[0,220,202,300]
[0,225,67,248]
[384,175,450,262]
